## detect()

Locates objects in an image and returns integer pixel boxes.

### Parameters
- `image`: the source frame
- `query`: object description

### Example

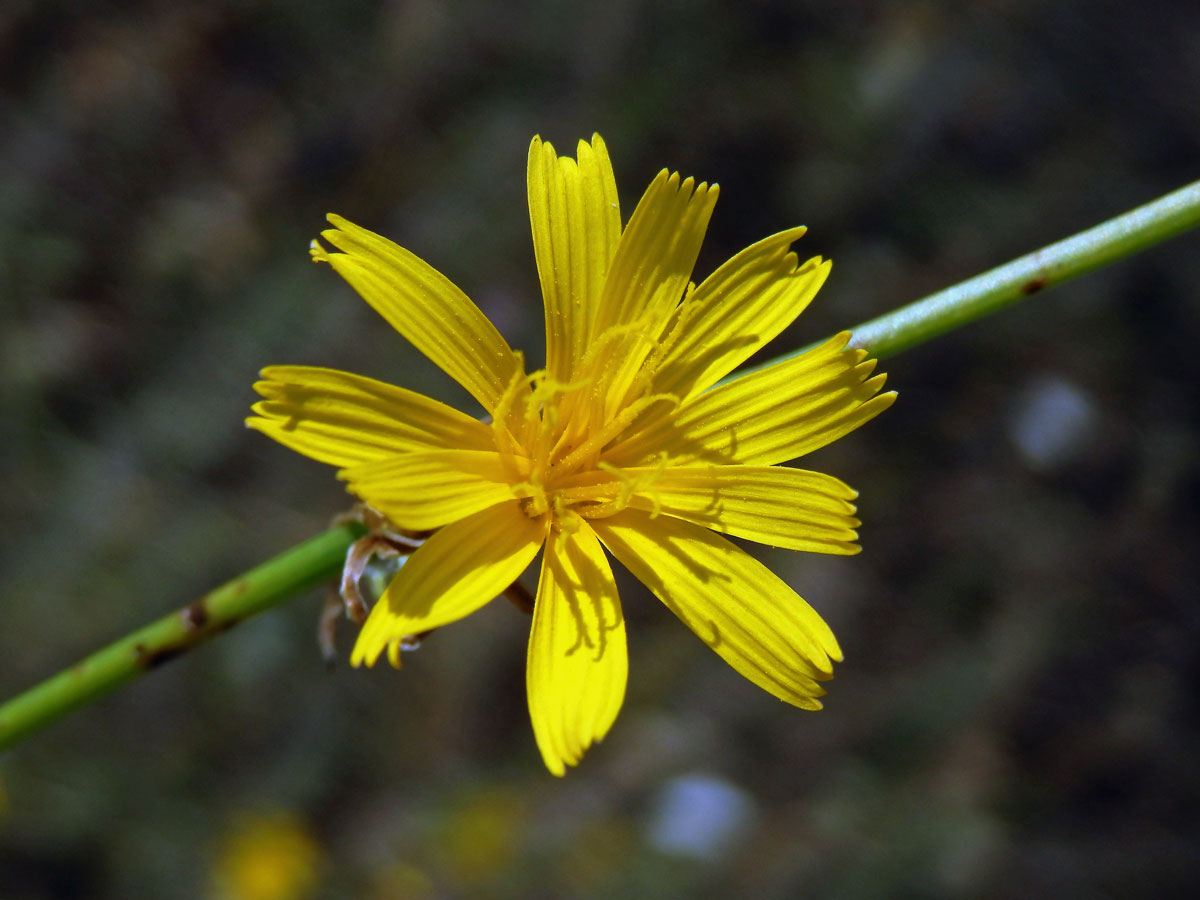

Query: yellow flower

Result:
[212,811,322,900]
[248,135,895,775]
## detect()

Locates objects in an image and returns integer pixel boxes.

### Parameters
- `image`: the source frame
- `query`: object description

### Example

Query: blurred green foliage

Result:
[2,1,1198,897]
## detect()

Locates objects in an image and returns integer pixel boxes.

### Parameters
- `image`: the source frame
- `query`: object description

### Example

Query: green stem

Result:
[2,180,1199,755]
[0,522,364,753]
[845,179,1200,359]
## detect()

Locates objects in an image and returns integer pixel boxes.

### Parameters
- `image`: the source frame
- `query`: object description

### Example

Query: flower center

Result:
[494,363,672,528]
[513,465,614,523]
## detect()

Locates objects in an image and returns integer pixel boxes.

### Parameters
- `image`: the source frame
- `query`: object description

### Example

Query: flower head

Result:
[248,135,895,775]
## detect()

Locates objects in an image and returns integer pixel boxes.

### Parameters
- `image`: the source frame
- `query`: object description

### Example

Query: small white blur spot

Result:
[645,772,757,860]
[1009,375,1099,471]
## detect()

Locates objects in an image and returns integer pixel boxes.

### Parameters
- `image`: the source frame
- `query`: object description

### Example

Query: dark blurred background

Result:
[2,1,1199,897]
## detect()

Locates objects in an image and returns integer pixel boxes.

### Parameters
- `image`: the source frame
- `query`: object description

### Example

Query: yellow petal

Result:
[591,509,841,709]
[338,450,529,531]
[595,170,717,334]
[247,366,493,467]
[653,229,832,400]
[605,332,896,468]
[527,521,627,776]
[528,135,621,384]
[624,464,863,554]
[587,170,718,419]
[351,502,547,667]
[314,215,523,413]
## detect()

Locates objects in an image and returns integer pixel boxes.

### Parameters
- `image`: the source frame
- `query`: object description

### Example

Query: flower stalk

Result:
[847,178,1200,360]
[1,177,1198,756]
[0,522,364,753]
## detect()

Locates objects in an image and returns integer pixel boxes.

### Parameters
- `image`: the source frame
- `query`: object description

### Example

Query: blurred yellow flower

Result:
[441,787,526,881]
[248,134,894,775]
[211,811,321,900]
